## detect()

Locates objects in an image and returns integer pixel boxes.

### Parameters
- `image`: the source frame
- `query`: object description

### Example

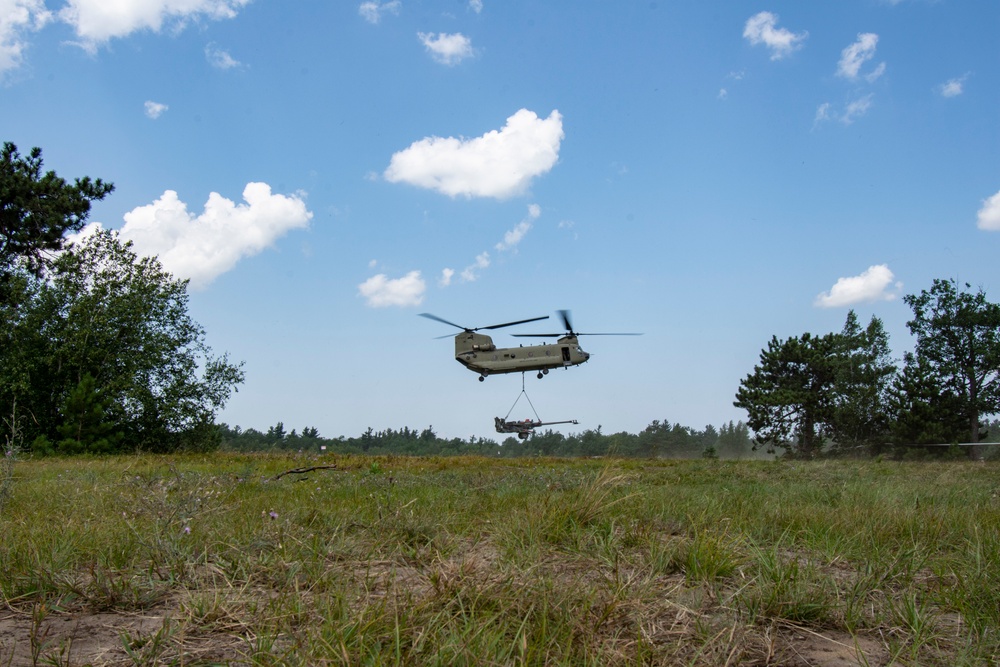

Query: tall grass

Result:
[1,454,999,665]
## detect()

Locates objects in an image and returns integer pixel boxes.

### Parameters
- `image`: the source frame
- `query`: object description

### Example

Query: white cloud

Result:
[64,220,103,247]
[441,205,540,287]
[120,182,312,290]
[841,93,874,124]
[59,0,250,50]
[418,31,474,66]
[815,94,874,127]
[495,221,530,252]
[718,88,728,100]
[206,43,240,69]
[837,33,879,80]
[384,109,564,199]
[459,252,490,283]
[813,102,832,127]
[939,73,969,98]
[359,271,425,307]
[976,190,1000,231]
[743,11,807,61]
[495,203,539,252]
[0,0,51,75]
[469,0,482,13]
[865,61,886,83]
[815,264,900,308]
[358,0,400,24]
[144,100,168,119]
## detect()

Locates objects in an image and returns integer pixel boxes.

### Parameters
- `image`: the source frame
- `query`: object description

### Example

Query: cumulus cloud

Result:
[358,270,425,307]
[743,11,807,61]
[384,109,564,199]
[0,0,51,75]
[119,182,312,290]
[939,73,969,98]
[439,267,454,286]
[977,190,1000,231]
[418,31,474,65]
[815,265,901,308]
[837,33,881,80]
[469,0,482,13]
[59,0,250,50]
[358,0,400,24]
[205,43,240,69]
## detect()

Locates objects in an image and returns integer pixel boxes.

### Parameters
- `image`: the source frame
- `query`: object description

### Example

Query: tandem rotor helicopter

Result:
[421,310,640,439]
[419,310,640,382]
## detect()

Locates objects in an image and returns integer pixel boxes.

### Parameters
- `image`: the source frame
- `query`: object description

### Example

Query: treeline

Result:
[218,420,758,459]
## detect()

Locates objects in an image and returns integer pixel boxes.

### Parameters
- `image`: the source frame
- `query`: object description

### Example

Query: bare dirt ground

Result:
[1,592,891,666]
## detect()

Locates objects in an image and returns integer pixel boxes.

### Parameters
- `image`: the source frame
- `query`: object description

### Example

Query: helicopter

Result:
[420,310,640,381]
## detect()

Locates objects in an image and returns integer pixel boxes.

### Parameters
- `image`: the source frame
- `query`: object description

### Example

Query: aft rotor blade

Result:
[512,332,642,337]
[480,315,549,331]
[421,312,549,334]
[419,313,469,331]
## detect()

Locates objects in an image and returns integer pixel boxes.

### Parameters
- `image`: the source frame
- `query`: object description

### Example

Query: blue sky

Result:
[3,0,998,442]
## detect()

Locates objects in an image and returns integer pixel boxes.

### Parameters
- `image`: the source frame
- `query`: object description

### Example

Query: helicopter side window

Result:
[561,346,570,362]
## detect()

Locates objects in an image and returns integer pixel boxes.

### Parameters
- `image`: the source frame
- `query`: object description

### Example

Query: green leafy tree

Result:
[903,279,1000,444]
[716,420,752,458]
[54,373,123,454]
[827,311,896,453]
[0,229,244,452]
[734,332,838,457]
[0,142,113,282]
[888,352,967,447]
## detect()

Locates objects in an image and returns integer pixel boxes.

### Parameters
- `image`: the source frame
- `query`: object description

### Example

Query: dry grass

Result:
[1,454,999,665]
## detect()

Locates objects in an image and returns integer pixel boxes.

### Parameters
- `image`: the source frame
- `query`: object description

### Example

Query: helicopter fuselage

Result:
[454,331,590,380]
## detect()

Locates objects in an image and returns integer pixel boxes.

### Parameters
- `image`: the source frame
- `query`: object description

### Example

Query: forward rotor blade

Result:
[558,309,573,332]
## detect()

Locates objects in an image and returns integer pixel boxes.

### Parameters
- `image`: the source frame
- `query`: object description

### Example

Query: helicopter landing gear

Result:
[479,375,486,382]
[536,368,549,379]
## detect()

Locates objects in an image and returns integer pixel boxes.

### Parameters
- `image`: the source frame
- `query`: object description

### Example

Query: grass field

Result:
[1,454,999,666]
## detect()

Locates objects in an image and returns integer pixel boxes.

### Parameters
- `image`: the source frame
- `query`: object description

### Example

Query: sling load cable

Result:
[504,372,542,423]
